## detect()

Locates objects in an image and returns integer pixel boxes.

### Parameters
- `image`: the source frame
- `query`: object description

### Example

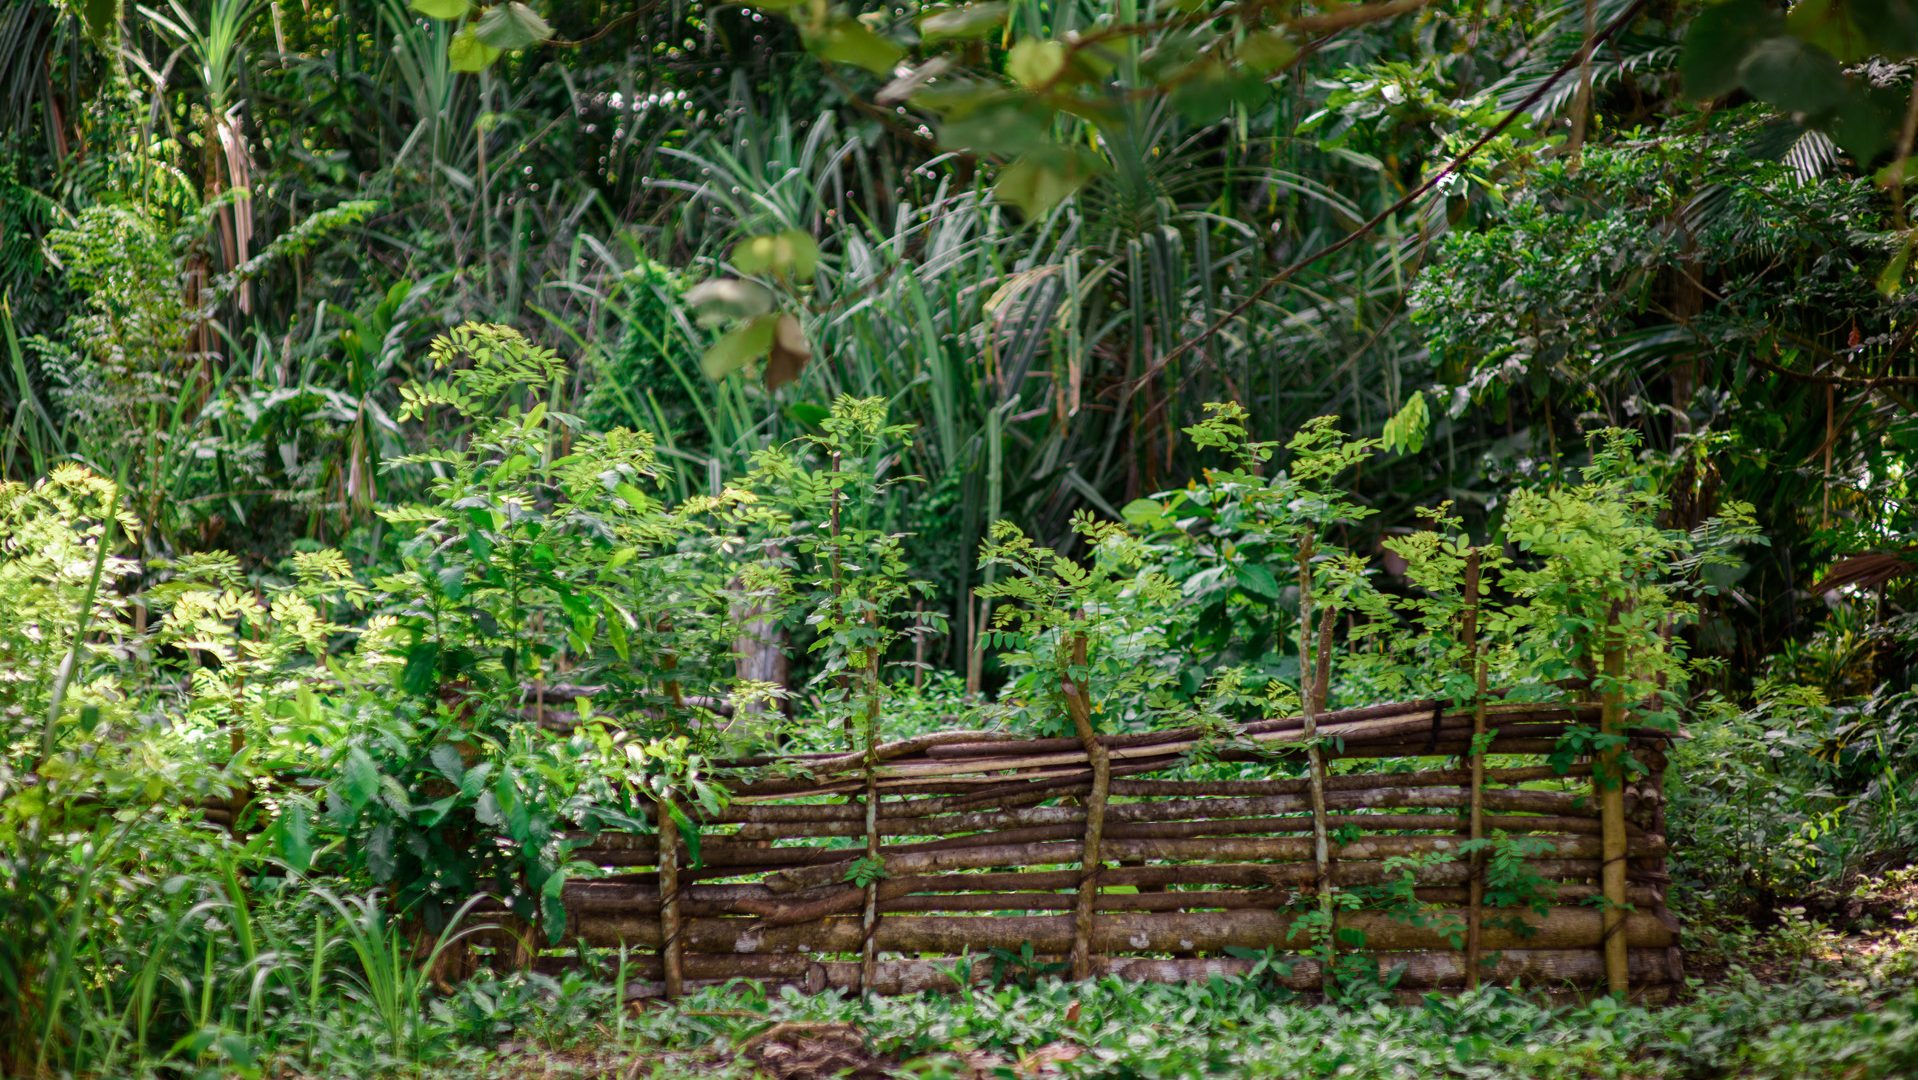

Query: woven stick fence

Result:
[472,691,1679,1003]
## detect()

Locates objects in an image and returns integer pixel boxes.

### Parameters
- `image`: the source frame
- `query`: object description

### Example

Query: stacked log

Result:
[471,696,1678,1001]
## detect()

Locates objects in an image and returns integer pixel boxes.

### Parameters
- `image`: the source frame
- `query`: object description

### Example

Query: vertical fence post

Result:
[859,632,883,995]
[655,795,683,999]
[1064,621,1109,982]
[1298,535,1335,995]
[1597,604,1630,996]
[658,625,686,999]
[1461,549,1489,990]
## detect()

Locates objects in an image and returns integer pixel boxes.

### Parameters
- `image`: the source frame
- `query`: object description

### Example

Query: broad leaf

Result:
[1679,0,1784,100]
[1007,38,1066,89]
[1738,36,1845,114]
[701,314,778,380]
[1237,28,1296,74]
[448,25,502,72]
[684,278,774,324]
[731,229,821,278]
[410,0,471,18]
[341,748,381,810]
[993,146,1106,217]
[810,19,904,75]
[476,2,553,50]
[919,2,1007,43]
[937,94,1056,157]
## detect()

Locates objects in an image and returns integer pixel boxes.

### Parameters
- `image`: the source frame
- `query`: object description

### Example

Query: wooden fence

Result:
[474,693,1680,1003]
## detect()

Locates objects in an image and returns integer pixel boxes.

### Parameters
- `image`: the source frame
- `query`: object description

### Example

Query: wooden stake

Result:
[1064,623,1109,982]
[655,795,683,999]
[1598,605,1630,996]
[859,615,883,994]
[1298,534,1335,994]
[1461,549,1489,990]
[658,623,686,999]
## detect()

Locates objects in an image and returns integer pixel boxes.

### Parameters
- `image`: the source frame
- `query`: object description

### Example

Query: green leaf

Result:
[1237,28,1296,74]
[701,314,778,380]
[787,401,831,427]
[1853,0,1918,57]
[919,2,1007,43]
[475,1,553,50]
[410,0,471,18]
[1006,38,1066,88]
[1235,563,1282,600]
[276,806,313,871]
[1832,81,1905,164]
[78,0,117,40]
[684,278,775,325]
[430,743,466,784]
[448,25,502,72]
[342,748,381,810]
[1121,497,1166,528]
[1171,58,1268,123]
[365,822,397,879]
[731,229,821,278]
[606,606,631,662]
[993,146,1106,217]
[401,641,440,696]
[1787,0,1870,63]
[1679,0,1784,100]
[1738,36,1845,114]
[1876,241,1910,297]
[1381,391,1430,454]
[936,94,1055,157]
[809,19,904,75]
[665,802,703,868]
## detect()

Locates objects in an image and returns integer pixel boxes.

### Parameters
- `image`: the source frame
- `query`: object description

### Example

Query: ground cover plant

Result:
[5,0,1918,1076]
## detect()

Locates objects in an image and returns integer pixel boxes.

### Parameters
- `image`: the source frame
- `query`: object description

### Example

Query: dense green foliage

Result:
[4,0,1918,1075]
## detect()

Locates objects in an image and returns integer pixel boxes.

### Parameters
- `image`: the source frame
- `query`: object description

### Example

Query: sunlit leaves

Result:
[448,25,502,72]
[1380,392,1430,455]
[731,229,821,279]
[1006,38,1066,89]
[409,0,471,18]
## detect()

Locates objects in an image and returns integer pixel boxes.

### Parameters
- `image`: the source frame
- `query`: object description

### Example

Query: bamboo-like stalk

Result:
[1462,548,1488,990]
[1599,605,1630,996]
